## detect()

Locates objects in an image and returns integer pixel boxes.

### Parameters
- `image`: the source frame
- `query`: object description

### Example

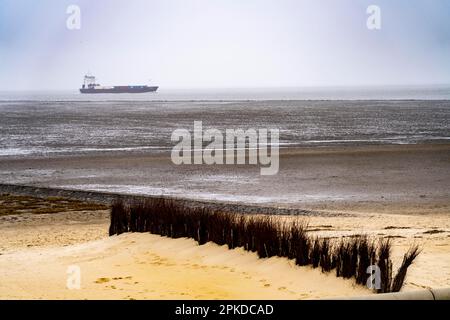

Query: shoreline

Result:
[0,183,323,216]
[1,143,448,215]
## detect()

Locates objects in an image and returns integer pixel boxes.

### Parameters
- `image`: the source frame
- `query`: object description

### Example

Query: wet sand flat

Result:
[0,144,448,215]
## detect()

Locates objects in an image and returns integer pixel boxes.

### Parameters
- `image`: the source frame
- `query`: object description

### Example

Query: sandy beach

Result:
[0,201,448,299]
[0,146,449,302]
[0,232,372,300]
[0,195,372,299]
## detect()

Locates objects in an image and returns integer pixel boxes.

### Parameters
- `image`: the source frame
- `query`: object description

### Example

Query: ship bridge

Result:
[82,75,98,89]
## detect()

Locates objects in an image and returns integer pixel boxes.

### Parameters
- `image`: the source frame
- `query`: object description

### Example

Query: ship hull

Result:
[80,86,158,94]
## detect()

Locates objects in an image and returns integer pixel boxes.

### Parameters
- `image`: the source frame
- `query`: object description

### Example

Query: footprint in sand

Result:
[95,276,133,284]
[95,277,110,284]
[258,279,271,288]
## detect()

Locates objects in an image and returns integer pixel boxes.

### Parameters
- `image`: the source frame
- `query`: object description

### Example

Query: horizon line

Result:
[2,83,450,93]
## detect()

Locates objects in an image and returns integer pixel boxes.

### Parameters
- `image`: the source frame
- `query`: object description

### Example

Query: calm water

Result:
[1,85,450,101]
[0,88,450,158]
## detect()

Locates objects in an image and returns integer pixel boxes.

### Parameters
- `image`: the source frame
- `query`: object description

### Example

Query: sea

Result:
[1,86,450,158]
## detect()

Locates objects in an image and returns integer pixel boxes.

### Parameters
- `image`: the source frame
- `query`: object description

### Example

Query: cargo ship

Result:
[79,75,158,93]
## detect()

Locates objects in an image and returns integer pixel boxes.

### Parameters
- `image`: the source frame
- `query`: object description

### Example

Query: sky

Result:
[0,0,449,90]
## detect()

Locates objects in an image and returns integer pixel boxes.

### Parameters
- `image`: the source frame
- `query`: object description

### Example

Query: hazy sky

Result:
[1,0,449,90]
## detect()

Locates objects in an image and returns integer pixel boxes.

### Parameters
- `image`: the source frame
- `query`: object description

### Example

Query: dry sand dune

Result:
[0,196,370,299]
[0,233,372,300]
[0,193,448,299]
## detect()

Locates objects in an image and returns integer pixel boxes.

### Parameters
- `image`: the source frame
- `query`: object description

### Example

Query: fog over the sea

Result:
[0,0,449,90]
